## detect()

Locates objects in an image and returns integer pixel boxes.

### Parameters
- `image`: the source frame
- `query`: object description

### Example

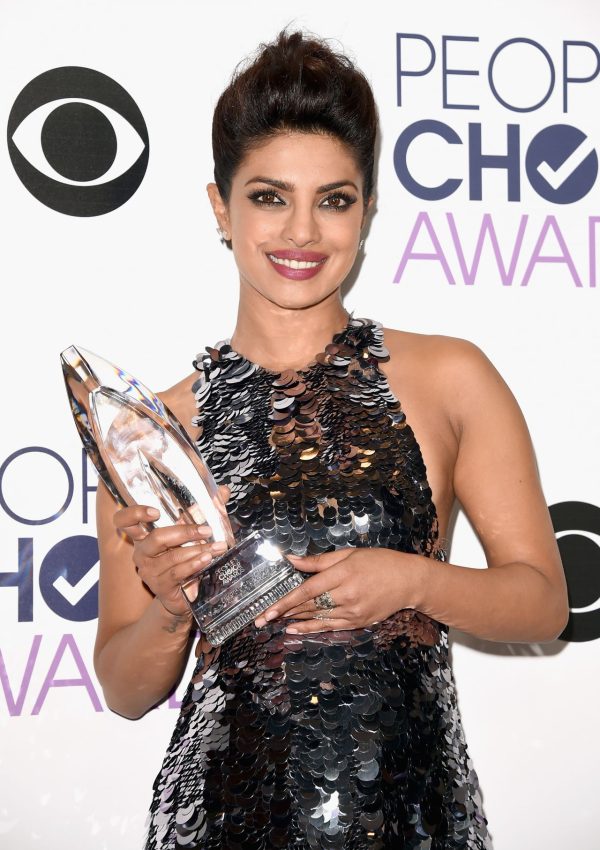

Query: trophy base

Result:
[180,531,303,646]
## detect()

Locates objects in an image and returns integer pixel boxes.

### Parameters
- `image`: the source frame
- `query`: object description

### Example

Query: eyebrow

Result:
[244,176,360,194]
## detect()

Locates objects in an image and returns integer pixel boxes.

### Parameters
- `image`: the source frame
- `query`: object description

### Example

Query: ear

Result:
[361,194,375,230]
[206,183,231,241]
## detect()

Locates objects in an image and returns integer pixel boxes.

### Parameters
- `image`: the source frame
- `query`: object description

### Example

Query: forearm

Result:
[410,555,569,643]
[95,598,194,719]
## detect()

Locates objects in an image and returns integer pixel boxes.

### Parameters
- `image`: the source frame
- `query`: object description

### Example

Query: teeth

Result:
[268,255,323,269]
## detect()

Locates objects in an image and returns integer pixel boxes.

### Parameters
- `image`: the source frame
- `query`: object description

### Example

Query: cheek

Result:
[233,210,272,247]
[329,212,362,245]
[327,228,360,266]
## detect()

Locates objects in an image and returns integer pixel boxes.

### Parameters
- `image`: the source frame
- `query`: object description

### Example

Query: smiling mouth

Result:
[267,254,326,270]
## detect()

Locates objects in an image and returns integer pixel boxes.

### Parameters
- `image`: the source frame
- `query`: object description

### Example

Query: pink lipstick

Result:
[266,249,328,281]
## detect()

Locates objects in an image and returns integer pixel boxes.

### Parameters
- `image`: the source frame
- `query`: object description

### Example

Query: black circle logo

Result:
[550,501,600,642]
[7,67,149,216]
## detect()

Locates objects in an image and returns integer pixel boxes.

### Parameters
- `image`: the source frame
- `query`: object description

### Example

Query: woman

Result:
[94,30,568,849]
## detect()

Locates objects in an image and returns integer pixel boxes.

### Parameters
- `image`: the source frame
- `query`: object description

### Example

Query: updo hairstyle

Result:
[212,29,378,205]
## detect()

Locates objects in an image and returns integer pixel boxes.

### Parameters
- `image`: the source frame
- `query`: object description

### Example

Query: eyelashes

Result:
[321,191,357,211]
[247,189,283,206]
[247,189,357,212]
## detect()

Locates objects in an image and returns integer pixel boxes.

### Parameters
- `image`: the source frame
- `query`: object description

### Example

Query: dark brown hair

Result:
[212,29,378,205]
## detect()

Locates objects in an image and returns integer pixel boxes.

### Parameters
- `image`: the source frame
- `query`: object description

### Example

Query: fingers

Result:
[282,588,346,620]
[284,615,354,634]
[283,607,340,621]
[112,502,232,618]
[218,484,231,503]
[135,541,228,614]
[254,570,344,628]
[113,504,159,541]
[137,546,217,588]
[288,550,351,572]
[253,549,356,626]
[114,504,222,554]
[138,536,227,577]
[119,523,148,543]
[138,522,215,557]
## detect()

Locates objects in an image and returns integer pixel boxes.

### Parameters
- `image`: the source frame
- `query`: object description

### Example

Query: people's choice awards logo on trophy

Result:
[60,347,303,645]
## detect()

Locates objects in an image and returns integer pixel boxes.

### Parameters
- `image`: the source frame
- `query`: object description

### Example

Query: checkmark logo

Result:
[39,535,100,621]
[537,137,595,190]
[52,562,99,605]
[526,124,598,204]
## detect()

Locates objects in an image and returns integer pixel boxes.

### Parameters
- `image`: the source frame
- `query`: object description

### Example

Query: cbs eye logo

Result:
[550,501,600,642]
[7,66,149,217]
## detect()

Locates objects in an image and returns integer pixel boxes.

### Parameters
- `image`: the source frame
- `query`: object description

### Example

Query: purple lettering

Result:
[31,634,102,715]
[589,216,600,288]
[521,215,583,287]
[393,212,456,285]
[447,212,529,286]
[0,634,42,716]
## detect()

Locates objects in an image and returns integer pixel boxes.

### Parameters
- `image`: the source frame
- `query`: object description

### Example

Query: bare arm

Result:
[411,340,568,641]
[94,482,225,719]
[92,375,229,719]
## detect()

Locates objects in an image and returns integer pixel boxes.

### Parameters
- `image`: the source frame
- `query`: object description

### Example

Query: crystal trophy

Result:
[60,346,303,645]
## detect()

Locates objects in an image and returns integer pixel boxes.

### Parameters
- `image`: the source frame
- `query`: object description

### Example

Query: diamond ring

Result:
[314,591,336,610]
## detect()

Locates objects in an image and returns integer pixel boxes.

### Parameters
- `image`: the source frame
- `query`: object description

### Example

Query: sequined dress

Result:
[145,318,491,850]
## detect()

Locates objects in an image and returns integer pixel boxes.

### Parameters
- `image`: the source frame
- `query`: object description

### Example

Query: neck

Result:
[230,286,350,372]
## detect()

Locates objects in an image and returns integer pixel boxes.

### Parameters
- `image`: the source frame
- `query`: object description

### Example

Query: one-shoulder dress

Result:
[145,318,491,850]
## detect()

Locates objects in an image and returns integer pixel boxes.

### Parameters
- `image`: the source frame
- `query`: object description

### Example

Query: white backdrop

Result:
[1,1,599,848]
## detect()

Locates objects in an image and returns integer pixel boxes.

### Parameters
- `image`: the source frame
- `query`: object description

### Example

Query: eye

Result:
[248,190,284,206]
[11,99,145,186]
[320,192,357,211]
[7,66,149,217]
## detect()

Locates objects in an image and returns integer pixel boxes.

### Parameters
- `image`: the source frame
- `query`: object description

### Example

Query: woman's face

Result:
[208,131,372,311]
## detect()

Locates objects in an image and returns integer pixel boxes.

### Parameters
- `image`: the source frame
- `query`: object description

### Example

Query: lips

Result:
[266,249,328,281]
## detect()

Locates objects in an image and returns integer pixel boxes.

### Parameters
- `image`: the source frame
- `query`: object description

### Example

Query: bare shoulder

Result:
[383,327,491,373]
[158,371,201,438]
[382,327,517,431]
[383,327,505,390]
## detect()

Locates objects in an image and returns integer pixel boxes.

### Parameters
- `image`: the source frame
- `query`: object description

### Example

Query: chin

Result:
[263,287,341,311]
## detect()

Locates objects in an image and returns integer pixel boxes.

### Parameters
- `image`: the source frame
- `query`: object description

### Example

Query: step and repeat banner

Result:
[1,1,598,848]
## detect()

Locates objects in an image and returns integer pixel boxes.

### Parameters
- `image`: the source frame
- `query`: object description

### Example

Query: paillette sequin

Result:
[145,318,491,849]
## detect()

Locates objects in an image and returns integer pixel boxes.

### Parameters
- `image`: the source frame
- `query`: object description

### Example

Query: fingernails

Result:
[146,508,160,519]
[264,610,278,622]
[285,627,299,634]
[193,553,212,568]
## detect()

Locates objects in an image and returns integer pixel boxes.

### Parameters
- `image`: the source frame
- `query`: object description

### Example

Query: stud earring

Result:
[216,226,230,243]
[358,238,365,251]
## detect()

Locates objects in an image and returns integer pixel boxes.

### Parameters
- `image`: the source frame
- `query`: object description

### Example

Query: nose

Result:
[281,200,321,246]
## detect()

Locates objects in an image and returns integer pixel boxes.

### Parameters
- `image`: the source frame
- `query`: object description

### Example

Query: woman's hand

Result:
[254,547,419,634]
[113,503,228,618]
